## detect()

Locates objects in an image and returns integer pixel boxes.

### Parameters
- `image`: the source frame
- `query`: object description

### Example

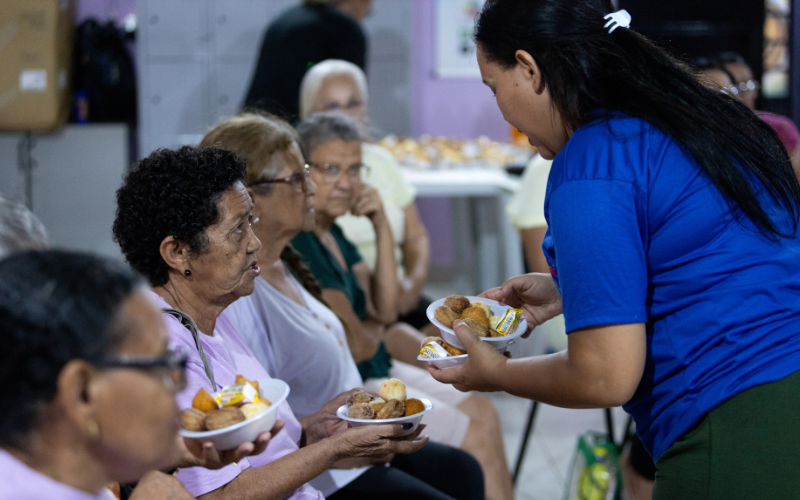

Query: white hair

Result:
[0,197,48,260]
[299,59,369,120]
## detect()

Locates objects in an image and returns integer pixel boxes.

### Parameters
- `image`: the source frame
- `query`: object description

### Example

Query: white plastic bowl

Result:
[416,353,468,369]
[426,296,528,353]
[337,398,433,436]
[179,378,289,450]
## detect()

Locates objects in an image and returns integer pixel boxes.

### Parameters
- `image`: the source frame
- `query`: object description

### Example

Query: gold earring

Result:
[87,420,100,438]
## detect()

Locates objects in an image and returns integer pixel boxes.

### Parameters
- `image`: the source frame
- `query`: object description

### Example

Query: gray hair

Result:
[296,112,363,157]
[299,59,369,120]
[0,197,48,260]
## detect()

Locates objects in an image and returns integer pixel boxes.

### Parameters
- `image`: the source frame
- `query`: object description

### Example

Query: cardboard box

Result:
[0,0,74,131]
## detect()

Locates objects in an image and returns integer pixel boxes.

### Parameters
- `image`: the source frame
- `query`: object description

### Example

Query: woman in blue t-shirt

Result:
[430,0,800,497]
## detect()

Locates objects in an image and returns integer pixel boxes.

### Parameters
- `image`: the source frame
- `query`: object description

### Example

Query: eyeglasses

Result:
[100,348,188,392]
[320,99,365,113]
[308,162,369,184]
[722,80,760,96]
[250,165,311,193]
[736,80,760,93]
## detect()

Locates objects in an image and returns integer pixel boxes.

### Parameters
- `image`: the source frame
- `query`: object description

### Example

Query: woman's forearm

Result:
[400,204,430,297]
[199,439,341,500]
[494,324,646,408]
[371,217,398,323]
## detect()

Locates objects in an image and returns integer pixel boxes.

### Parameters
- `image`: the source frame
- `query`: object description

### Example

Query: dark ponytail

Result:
[475,0,800,240]
[280,245,359,348]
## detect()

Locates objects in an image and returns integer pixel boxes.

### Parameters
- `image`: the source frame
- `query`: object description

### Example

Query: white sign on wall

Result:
[435,0,486,78]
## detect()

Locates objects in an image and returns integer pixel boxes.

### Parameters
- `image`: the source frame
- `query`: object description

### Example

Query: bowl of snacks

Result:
[337,379,432,437]
[425,295,527,353]
[179,375,289,450]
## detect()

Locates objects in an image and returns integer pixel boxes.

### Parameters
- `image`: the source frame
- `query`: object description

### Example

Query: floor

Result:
[489,392,629,500]
[424,281,632,500]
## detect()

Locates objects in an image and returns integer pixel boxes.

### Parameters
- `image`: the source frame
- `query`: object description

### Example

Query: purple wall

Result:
[410,0,509,141]
[411,0,509,266]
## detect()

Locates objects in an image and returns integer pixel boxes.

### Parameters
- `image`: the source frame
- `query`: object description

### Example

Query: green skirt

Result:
[652,369,800,499]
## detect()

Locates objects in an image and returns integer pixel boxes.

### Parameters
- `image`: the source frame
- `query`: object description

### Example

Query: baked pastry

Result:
[235,375,259,393]
[379,378,407,402]
[369,399,386,414]
[444,295,470,314]
[489,327,502,338]
[434,305,460,328]
[180,408,206,431]
[348,403,375,419]
[461,306,490,327]
[347,390,373,407]
[241,402,270,420]
[192,387,219,413]
[404,398,425,417]
[471,301,492,317]
[377,399,406,419]
[204,407,245,430]
[463,318,489,337]
[443,341,467,356]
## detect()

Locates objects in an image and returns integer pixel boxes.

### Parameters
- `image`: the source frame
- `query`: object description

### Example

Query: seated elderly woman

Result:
[201,112,484,500]
[299,59,437,336]
[112,145,427,499]
[245,112,510,500]
[0,250,197,499]
[0,202,271,499]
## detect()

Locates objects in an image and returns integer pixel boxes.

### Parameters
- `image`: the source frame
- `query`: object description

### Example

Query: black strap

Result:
[163,308,216,389]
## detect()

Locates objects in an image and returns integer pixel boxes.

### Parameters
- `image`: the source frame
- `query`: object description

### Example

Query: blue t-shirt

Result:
[542,114,800,461]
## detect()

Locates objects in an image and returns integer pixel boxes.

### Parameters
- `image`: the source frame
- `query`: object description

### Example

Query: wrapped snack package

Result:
[420,340,451,359]
[214,382,260,408]
[494,308,523,336]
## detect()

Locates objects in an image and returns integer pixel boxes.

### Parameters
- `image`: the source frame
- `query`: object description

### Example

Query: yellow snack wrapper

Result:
[495,309,523,336]
[420,342,450,359]
[214,382,260,407]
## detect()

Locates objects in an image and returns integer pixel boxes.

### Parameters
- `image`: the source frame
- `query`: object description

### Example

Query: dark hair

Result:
[475,0,800,239]
[0,250,144,448]
[296,112,362,158]
[113,146,246,286]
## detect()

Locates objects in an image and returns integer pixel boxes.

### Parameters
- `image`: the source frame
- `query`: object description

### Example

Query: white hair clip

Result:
[603,9,631,33]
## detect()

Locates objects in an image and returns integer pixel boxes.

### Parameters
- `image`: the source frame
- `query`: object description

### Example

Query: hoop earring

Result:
[87,420,100,438]
[184,269,192,277]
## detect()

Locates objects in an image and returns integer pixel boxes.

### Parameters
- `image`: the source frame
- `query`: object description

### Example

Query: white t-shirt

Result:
[223,273,363,418]
[221,273,367,496]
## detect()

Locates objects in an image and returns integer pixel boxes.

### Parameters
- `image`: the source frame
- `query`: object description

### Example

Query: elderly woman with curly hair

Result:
[113,146,427,500]
[201,112,485,500]
[199,112,507,500]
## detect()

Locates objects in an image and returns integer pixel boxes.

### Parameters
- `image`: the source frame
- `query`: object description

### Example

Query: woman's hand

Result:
[175,422,283,470]
[427,320,509,392]
[300,389,363,446]
[332,423,428,460]
[351,187,386,226]
[480,273,563,337]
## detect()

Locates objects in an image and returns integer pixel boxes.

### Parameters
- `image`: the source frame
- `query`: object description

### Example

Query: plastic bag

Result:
[563,431,622,500]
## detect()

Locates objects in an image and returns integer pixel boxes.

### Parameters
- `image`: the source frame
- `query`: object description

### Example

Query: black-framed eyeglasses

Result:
[250,165,311,193]
[99,348,189,392]
[308,162,369,184]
